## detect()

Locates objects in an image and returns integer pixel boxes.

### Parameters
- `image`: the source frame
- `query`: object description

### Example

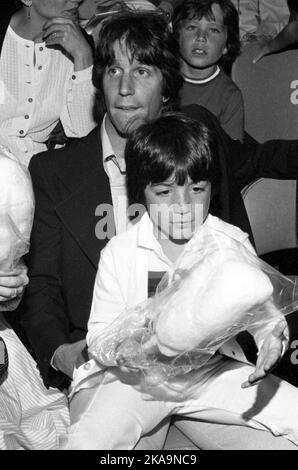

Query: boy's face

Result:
[178,3,228,79]
[144,176,211,242]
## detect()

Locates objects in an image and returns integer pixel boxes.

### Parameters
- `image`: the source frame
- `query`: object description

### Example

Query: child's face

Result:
[178,3,228,79]
[144,175,211,242]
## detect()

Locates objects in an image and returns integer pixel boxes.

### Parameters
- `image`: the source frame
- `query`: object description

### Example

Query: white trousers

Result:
[65,358,298,450]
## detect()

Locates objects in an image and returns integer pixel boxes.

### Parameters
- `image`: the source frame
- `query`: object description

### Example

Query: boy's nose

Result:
[173,190,191,210]
[195,29,207,42]
[119,73,134,96]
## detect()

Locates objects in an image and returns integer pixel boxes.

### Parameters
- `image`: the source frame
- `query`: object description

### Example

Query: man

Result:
[22,11,298,449]
[22,11,183,392]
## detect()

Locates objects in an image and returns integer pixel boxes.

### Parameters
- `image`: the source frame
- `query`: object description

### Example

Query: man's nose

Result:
[119,73,134,96]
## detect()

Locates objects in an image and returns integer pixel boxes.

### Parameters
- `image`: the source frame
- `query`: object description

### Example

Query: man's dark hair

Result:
[172,0,241,73]
[125,112,221,207]
[92,10,183,112]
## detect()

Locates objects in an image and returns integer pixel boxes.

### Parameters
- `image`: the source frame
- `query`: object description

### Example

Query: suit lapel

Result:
[55,127,115,268]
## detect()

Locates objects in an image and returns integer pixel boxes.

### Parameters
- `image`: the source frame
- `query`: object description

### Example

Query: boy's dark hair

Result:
[92,10,183,112]
[125,112,221,207]
[172,0,241,73]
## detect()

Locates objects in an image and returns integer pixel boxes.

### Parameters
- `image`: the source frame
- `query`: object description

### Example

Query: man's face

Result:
[102,40,165,139]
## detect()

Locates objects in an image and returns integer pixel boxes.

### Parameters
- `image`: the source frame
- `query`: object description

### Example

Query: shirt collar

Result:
[137,212,215,257]
[137,212,159,251]
[101,114,126,174]
[100,114,115,162]
[182,66,220,85]
[136,212,210,263]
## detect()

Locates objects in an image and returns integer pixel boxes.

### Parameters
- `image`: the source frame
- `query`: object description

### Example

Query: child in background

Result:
[65,112,298,450]
[173,0,244,141]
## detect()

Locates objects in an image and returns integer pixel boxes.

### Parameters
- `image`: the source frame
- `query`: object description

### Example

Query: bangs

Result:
[137,121,217,191]
[99,13,168,68]
[173,0,232,34]
[184,8,217,24]
[147,150,216,187]
[174,2,218,30]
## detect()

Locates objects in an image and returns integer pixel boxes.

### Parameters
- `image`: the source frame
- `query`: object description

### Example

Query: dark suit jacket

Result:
[22,126,113,389]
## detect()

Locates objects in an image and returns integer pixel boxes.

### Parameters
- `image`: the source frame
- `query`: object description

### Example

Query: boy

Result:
[65,112,298,450]
[173,0,244,141]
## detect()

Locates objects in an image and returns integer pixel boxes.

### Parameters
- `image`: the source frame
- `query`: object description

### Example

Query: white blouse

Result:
[0,26,97,166]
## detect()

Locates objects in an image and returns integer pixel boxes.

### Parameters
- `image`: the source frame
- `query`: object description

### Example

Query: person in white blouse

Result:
[0,0,97,167]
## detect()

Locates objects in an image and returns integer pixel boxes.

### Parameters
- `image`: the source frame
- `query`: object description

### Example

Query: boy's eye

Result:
[185,24,197,31]
[208,27,221,34]
[155,189,170,196]
[192,185,206,193]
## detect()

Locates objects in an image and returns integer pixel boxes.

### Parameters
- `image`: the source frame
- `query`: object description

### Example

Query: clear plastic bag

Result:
[89,223,298,400]
[0,153,35,311]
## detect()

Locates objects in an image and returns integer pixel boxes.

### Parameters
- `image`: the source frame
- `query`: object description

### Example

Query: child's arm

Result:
[87,242,127,357]
[231,237,289,386]
[242,318,289,388]
[253,21,298,63]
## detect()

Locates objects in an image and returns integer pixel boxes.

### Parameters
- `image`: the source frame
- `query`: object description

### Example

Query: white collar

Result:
[100,114,126,172]
[137,212,160,251]
[100,114,115,161]
[136,212,214,256]
[183,66,220,85]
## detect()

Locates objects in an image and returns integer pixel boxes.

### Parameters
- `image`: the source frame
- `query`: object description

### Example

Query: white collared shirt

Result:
[87,212,257,348]
[71,213,283,396]
[100,115,134,235]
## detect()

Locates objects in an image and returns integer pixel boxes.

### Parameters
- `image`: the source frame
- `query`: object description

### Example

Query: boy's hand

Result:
[241,319,289,388]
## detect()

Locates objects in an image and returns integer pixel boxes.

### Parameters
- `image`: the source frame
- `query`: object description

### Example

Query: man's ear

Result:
[222,46,228,55]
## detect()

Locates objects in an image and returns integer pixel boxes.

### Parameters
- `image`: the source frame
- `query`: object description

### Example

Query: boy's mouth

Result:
[192,48,207,56]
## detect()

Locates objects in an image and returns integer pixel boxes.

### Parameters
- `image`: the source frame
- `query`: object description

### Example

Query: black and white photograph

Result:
[0,0,298,455]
